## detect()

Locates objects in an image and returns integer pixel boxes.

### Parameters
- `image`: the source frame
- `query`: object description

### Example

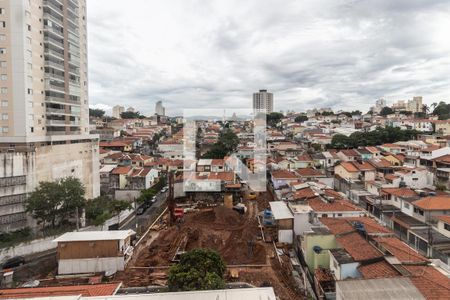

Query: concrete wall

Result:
[0,235,56,259]
[58,257,124,274]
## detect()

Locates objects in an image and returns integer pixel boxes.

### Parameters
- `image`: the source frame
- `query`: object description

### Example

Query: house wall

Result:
[58,257,124,274]
[436,221,450,238]
[293,212,312,236]
[57,240,120,259]
[303,234,337,272]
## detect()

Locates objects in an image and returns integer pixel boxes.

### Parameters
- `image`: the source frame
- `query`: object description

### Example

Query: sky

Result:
[87,0,450,116]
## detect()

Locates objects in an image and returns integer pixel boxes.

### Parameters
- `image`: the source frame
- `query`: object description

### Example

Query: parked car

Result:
[161,187,168,193]
[151,196,157,203]
[136,207,145,215]
[1,256,25,269]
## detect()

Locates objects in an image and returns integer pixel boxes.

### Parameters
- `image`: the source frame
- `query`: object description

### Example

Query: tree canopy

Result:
[329,126,419,149]
[380,106,394,116]
[267,112,283,127]
[294,115,308,123]
[26,177,85,228]
[202,128,239,159]
[120,111,146,119]
[89,108,105,118]
[85,196,132,226]
[168,249,226,291]
[432,101,450,120]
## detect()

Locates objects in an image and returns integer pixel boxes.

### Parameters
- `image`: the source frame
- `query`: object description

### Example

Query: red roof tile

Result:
[413,195,450,211]
[381,187,418,199]
[373,237,428,263]
[0,283,120,299]
[307,198,362,212]
[358,260,401,279]
[405,265,450,300]
[336,232,383,261]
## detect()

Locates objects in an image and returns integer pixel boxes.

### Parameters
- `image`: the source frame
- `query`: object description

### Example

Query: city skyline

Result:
[88,0,449,115]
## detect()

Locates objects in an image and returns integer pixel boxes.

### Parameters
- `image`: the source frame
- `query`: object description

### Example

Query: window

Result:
[445,223,450,231]
[0,8,5,15]
[404,203,410,209]
[27,24,31,31]
[0,61,6,68]
[0,74,6,81]
[0,34,5,41]
[1,87,7,94]
[1,100,7,107]
[1,126,8,133]
[2,113,7,120]
[30,127,34,133]
[0,48,6,54]
[0,21,5,28]
[27,88,33,95]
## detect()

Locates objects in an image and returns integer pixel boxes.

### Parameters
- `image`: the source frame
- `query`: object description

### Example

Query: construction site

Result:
[114,190,305,300]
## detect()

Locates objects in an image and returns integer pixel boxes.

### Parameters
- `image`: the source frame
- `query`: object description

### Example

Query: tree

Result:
[26,181,63,228]
[89,108,105,118]
[111,199,132,225]
[432,101,450,120]
[202,128,239,159]
[59,177,86,221]
[267,112,283,127]
[85,197,132,226]
[168,249,226,291]
[380,106,394,116]
[26,177,86,229]
[294,115,308,123]
[120,111,145,119]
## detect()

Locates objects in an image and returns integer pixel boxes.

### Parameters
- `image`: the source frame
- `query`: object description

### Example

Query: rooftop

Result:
[53,230,135,243]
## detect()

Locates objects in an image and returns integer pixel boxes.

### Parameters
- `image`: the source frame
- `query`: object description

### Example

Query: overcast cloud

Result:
[87,0,450,116]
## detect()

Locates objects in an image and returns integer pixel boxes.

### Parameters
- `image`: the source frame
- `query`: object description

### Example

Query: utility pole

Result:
[75,207,79,231]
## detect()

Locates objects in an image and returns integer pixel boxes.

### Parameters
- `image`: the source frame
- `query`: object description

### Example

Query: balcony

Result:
[43,12,63,27]
[45,72,65,82]
[44,25,64,39]
[45,81,65,93]
[44,35,64,49]
[44,48,64,60]
[43,0,63,17]
[44,60,65,72]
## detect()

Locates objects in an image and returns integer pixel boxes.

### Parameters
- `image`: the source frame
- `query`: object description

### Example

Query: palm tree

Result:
[431,102,438,114]
[422,104,430,116]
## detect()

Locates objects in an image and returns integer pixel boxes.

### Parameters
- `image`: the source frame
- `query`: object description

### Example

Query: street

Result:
[120,190,168,231]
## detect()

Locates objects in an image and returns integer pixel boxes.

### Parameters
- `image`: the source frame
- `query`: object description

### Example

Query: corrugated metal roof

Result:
[269,201,293,220]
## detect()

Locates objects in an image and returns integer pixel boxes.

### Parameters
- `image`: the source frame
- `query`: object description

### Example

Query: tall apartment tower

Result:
[112,105,124,118]
[155,100,165,116]
[253,89,273,114]
[0,0,99,232]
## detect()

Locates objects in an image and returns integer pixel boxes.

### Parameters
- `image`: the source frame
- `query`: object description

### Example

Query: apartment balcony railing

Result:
[44,35,64,49]
[44,60,65,72]
[44,48,64,60]
[45,82,65,93]
[43,12,63,27]
[43,0,63,16]
[45,72,65,82]
[43,25,64,39]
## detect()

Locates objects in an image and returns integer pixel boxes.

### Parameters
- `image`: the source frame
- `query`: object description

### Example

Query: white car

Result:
[151,196,157,203]
[161,187,168,193]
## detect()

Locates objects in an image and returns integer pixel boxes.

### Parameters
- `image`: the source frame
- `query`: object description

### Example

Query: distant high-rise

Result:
[155,100,165,116]
[112,105,125,118]
[253,90,273,114]
[126,107,135,113]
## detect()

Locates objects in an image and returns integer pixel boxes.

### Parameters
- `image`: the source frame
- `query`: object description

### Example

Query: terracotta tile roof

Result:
[437,215,450,224]
[208,172,235,182]
[336,232,383,261]
[293,187,316,200]
[381,187,418,199]
[366,146,380,153]
[320,217,391,235]
[297,154,313,161]
[340,149,360,157]
[373,237,428,263]
[131,167,152,177]
[355,161,376,171]
[0,283,120,299]
[111,166,132,175]
[307,198,362,212]
[405,265,450,300]
[295,168,324,177]
[433,154,450,163]
[339,162,359,172]
[382,143,401,148]
[413,195,450,211]
[385,174,400,181]
[358,260,401,279]
[99,140,133,147]
[271,170,299,179]
[369,158,393,168]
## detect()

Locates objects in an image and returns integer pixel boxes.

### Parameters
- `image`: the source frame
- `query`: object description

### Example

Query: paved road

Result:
[120,190,168,231]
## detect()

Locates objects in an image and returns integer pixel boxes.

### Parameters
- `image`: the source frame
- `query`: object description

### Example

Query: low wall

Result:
[0,236,56,260]
[58,257,124,274]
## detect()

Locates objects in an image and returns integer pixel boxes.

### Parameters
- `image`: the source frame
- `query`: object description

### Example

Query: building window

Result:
[0,8,5,15]
[0,21,5,28]
[1,100,7,107]
[27,88,33,95]
[1,126,8,133]
[0,48,6,54]
[1,87,7,94]
[2,113,7,120]
[0,74,6,81]
[404,203,410,209]
[0,61,6,68]
[445,223,450,231]
[0,34,5,41]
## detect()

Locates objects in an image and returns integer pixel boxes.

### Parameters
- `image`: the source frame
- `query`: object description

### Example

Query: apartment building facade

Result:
[0,0,99,233]
[253,89,273,114]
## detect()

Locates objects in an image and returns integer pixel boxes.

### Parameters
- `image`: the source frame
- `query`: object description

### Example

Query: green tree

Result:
[26,181,63,228]
[168,249,226,292]
[202,128,239,159]
[85,196,114,226]
[267,112,283,127]
[59,177,86,220]
[432,101,450,120]
[120,111,145,119]
[294,115,308,123]
[89,108,105,118]
[380,106,394,116]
